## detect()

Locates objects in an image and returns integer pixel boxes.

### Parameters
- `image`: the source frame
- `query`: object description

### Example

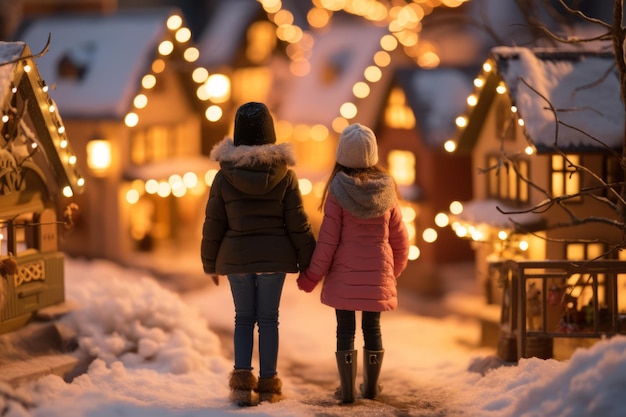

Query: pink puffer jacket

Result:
[307,171,409,312]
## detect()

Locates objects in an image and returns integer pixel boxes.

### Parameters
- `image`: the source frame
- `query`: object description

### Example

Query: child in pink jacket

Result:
[297,123,409,404]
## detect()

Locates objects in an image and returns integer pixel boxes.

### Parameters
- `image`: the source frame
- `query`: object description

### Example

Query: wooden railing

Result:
[492,260,626,360]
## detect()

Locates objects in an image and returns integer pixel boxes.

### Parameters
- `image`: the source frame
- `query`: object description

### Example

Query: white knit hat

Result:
[336,123,378,168]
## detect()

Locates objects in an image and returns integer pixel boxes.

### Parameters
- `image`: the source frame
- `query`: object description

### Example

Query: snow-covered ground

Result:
[1,257,626,417]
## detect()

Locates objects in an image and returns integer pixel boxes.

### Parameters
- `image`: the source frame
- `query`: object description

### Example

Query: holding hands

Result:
[297,270,322,293]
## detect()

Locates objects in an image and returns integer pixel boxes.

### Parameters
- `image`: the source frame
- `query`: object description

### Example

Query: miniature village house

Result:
[18,9,217,270]
[449,46,626,359]
[0,40,83,334]
[374,66,476,294]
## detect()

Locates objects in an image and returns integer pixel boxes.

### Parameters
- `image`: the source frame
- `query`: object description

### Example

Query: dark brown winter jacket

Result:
[201,138,316,275]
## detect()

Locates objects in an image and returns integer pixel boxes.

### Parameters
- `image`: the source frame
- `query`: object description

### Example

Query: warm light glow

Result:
[310,124,329,141]
[471,230,483,241]
[449,201,463,215]
[473,78,484,88]
[332,117,349,134]
[87,139,112,174]
[518,118,525,127]
[299,178,313,195]
[157,181,171,198]
[525,145,534,155]
[380,34,398,51]
[388,150,415,186]
[192,67,209,83]
[408,245,420,260]
[142,74,157,89]
[184,47,200,62]
[405,222,416,241]
[423,228,438,243]
[417,51,440,69]
[183,172,198,188]
[275,120,293,141]
[364,66,382,82]
[353,82,370,98]
[158,40,174,56]
[482,62,492,72]
[401,206,416,222]
[519,240,529,251]
[373,51,391,67]
[167,14,183,30]
[126,189,140,205]
[293,124,310,142]
[133,94,148,109]
[434,212,449,227]
[307,7,331,28]
[152,59,165,74]
[175,27,192,43]
[203,74,230,103]
[125,112,139,127]
[145,179,159,194]
[339,102,358,119]
[496,83,507,94]
[444,140,456,153]
[498,230,508,240]
[205,105,223,122]
[455,116,467,128]
[204,169,218,186]
[466,94,477,106]
[62,186,73,198]
[455,225,468,238]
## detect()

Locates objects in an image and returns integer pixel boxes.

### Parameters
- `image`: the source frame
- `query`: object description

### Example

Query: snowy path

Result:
[2,258,625,417]
[182,269,492,416]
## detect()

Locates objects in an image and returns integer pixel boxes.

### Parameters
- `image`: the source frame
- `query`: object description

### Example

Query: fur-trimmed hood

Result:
[329,171,397,219]
[209,138,296,195]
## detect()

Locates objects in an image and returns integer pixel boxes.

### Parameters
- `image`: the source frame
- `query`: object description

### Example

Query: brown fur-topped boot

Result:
[256,375,283,403]
[228,369,257,406]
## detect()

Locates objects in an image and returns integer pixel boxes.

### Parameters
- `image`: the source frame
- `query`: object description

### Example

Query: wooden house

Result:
[194,0,308,153]
[450,46,626,358]
[0,40,84,333]
[17,9,217,273]
[375,66,477,294]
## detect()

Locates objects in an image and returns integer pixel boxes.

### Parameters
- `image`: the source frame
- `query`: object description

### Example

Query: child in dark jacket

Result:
[201,102,316,406]
[297,123,409,404]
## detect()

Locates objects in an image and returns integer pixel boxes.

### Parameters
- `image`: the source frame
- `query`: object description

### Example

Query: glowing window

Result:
[388,150,415,186]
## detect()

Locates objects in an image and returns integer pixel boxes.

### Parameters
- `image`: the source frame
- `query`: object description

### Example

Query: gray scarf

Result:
[329,171,397,219]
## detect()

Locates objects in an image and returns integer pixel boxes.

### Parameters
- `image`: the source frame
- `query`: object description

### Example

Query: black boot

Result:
[361,349,384,399]
[335,350,357,404]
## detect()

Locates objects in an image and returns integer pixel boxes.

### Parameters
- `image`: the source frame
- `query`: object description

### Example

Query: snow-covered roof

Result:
[0,41,84,196]
[276,19,387,126]
[453,199,543,232]
[16,9,176,119]
[494,47,623,151]
[397,66,477,148]
[195,0,261,69]
[456,46,623,153]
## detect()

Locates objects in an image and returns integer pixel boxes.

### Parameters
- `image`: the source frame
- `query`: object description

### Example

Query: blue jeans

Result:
[227,272,286,378]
